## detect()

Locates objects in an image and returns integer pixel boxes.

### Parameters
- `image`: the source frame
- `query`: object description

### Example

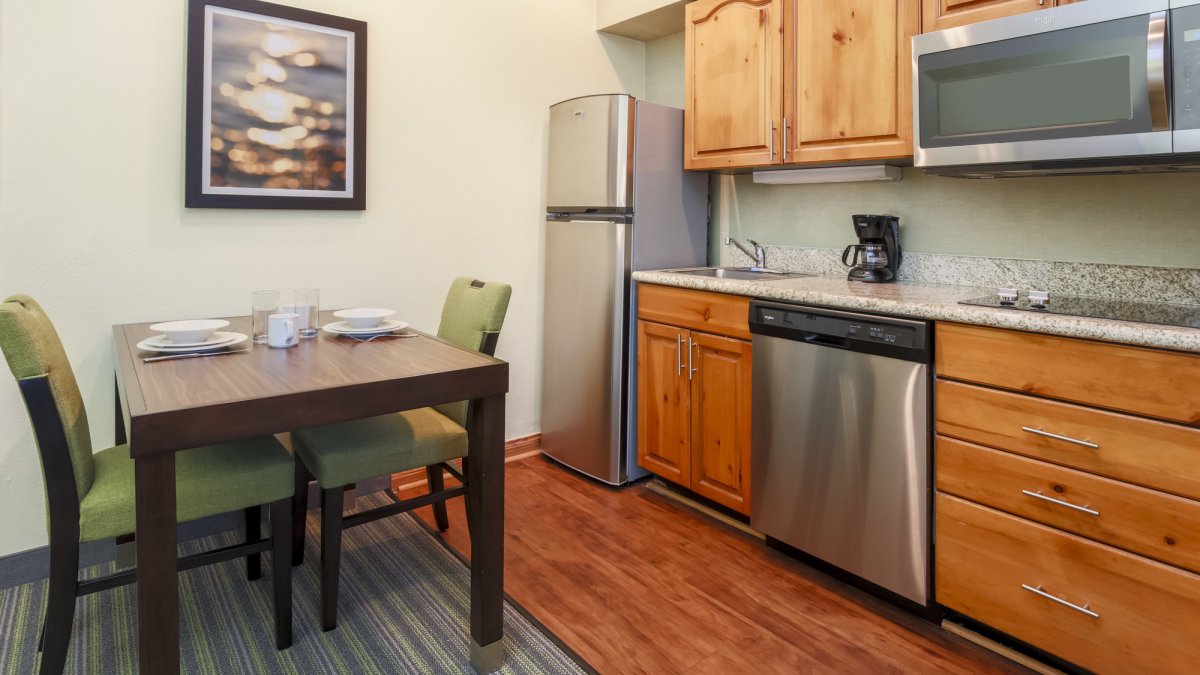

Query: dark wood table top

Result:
[113,311,509,456]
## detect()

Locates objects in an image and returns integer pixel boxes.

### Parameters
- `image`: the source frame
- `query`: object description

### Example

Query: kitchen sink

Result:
[664,267,814,281]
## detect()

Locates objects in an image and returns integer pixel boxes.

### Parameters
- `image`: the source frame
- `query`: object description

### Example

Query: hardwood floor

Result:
[402,456,1028,674]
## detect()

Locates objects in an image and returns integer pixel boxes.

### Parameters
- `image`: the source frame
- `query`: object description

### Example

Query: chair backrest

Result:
[0,295,95,503]
[434,278,512,426]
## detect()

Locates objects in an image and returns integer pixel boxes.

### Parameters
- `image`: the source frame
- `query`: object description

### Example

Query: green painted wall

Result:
[645,31,1200,269]
[645,31,684,108]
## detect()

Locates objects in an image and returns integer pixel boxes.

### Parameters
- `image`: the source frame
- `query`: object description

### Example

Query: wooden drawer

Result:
[935,380,1200,501]
[637,284,750,340]
[937,437,1200,572]
[937,494,1200,674]
[935,323,1200,425]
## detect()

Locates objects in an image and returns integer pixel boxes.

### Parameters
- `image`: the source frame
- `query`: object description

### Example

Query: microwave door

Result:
[913,3,1173,168]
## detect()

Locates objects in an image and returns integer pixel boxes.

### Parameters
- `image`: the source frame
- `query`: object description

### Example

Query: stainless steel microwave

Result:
[913,0,1200,177]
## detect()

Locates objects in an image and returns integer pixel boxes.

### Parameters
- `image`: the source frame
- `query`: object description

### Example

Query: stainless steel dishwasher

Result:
[749,300,932,609]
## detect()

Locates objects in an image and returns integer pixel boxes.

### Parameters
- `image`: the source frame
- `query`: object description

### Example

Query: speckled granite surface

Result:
[722,247,1200,305]
[632,269,1200,354]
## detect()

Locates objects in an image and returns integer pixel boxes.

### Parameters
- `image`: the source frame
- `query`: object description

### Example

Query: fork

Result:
[344,332,418,343]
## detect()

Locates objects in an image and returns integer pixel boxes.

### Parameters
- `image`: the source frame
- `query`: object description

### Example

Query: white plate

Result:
[143,332,239,349]
[321,319,409,336]
[147,319,230,344]
[137,332,248,354]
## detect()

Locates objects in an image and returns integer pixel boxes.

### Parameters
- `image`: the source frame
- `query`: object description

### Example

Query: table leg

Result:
[466,393,505,673]
[135,451,179,674]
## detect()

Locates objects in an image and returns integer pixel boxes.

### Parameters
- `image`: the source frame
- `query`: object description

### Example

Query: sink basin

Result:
[664,267,814,281]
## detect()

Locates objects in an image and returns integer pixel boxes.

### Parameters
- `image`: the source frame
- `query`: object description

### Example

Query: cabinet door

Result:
[922,0,1053,33]
[689,332,753,514]
[784,0,918,163]
[637,321,691,485]
[685,0,783,170]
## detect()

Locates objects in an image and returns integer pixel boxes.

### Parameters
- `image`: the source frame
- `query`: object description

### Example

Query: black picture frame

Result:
[185,0,367,210]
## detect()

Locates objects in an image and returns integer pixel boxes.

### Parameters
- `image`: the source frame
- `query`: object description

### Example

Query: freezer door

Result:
[541,217,630,484]
[547,95,633,212]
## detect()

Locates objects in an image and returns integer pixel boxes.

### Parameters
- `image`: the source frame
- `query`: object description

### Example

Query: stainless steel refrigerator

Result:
[541,94,707,485]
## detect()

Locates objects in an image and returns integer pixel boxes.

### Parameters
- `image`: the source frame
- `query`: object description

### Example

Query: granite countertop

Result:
[632,269,1200,354]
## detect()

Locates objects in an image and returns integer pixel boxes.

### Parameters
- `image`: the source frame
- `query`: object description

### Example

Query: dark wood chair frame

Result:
[19,374,293,675]
[290,329,499,632]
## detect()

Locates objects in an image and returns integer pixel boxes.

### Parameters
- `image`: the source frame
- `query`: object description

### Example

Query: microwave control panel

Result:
[1175,5,1200,130]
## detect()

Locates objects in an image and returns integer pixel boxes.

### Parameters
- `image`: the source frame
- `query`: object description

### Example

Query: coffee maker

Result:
[842,214,901,283]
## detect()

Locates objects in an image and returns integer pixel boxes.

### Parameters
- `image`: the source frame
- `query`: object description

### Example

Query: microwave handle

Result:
[1147,11,1169,132]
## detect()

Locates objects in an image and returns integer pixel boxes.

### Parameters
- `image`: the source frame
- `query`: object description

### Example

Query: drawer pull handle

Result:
[1021,427,1099,449]
[1021,489,1100,517]
[1021,584,1100,619]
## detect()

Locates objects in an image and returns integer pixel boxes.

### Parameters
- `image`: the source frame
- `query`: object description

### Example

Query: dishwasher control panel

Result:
[751,303,927,351]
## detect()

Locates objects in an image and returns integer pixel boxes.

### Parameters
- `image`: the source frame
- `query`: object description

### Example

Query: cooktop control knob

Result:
[996,288,1019,305]
[1028,290,1050,309]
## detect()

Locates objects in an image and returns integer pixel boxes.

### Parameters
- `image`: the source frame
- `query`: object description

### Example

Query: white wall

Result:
[0,0,645,556]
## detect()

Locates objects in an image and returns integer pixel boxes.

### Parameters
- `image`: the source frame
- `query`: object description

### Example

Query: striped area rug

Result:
[0,498,586,674]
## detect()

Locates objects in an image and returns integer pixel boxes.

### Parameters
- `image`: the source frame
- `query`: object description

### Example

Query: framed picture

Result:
[185,0,366,210]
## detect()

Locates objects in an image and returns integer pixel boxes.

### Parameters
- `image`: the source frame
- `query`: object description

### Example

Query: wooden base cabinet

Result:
[685,0,918,169]
[938,494,1200,675]
[637,285,753,515]
[935,323,1200,673]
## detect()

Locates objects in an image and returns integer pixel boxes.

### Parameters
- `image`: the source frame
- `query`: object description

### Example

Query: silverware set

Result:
[142,348,252,363]
[143,332,418,361]
[342,332,418,343]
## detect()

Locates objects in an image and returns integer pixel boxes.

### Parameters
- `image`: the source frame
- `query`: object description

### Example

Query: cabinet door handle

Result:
[782,118,789,163]
[1021,490,1100,517]
[676,334,683,377]
[769,120,775,160]
[688,337,698,380]
[1021,584,1100,619]
[1021,427,1099,449]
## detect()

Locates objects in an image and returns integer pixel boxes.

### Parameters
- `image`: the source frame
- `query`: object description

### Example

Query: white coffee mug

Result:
[267,313,299,348]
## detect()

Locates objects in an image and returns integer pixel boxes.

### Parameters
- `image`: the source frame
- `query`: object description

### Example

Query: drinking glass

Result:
[294,288,320,338]
[251,290,279,344]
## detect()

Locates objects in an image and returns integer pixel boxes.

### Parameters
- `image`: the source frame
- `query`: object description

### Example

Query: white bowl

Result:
[333,308,396,329]
[149,319,231,344]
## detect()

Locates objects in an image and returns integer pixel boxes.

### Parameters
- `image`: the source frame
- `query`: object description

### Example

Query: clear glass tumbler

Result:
[251,290,279,344]
[294,288,320,338]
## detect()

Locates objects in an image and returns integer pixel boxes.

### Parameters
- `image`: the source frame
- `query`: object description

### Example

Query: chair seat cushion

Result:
[78,436,293,543]
[292,407,468,489]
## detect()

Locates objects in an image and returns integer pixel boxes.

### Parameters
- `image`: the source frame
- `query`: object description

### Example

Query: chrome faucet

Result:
[725,236,767,270]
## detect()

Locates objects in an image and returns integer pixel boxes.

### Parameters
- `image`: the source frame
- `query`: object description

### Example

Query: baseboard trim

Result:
[942,620,1066,675]
[644,479,763,540]
[390,433,541,492]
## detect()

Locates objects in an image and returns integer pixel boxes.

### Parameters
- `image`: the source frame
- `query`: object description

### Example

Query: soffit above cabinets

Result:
[598,0,687,42]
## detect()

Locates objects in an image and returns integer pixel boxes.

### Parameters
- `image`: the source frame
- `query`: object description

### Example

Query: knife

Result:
[143,348,251,363]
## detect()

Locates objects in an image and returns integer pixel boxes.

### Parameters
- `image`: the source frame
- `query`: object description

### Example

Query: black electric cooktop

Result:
[960,293,1200,330]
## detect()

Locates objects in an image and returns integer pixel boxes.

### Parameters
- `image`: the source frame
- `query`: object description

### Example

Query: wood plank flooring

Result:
[402,456,1027,674]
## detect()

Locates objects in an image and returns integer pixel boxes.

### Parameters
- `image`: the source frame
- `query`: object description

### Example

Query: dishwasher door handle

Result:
[803,334,851,350]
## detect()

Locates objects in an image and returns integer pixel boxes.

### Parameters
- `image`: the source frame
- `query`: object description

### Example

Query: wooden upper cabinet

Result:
[922,0,1057,33]
[784,0,918,163]
[689,332,753,513]
[684,0,783,170]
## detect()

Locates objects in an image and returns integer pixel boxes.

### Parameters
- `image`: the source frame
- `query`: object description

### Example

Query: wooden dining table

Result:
[112,312,509,674]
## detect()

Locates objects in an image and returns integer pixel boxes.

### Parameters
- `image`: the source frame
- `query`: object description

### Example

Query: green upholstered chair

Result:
[291,277,511,631]
[0,295,295,675]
